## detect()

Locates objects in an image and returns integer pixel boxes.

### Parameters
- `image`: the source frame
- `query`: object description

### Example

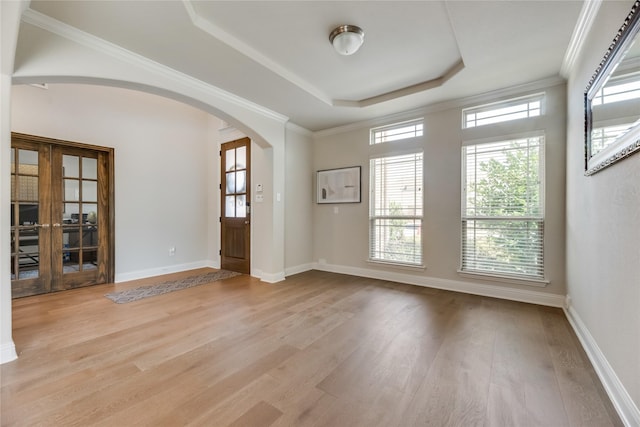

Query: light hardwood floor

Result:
[2,269,622,426]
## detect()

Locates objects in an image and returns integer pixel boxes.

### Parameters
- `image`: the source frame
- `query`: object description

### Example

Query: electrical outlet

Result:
[169,247,176,256]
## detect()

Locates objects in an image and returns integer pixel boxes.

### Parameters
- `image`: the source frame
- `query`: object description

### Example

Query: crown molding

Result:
[444,75,565,111]
[313,108,427,139]
[560,0,603,78]
[314,75,565,138]
[183,0,467,109]
[20,8,289,124]
[333,60,465,108]
[182,0,333,106]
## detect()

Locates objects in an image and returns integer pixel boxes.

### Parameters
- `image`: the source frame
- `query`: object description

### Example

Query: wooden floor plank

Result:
[488,300,571,426]
[226,401,283,427]
[1,269,622,426]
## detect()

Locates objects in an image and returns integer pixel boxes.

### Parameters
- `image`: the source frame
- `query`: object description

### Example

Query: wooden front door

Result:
[10,133,114,298]
[220,138,251,274]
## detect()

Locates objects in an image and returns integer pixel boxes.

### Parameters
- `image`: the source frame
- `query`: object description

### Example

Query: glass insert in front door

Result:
[225,145,247,218]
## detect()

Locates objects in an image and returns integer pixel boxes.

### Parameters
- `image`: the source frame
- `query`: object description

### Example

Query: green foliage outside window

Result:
[463,139,543,278]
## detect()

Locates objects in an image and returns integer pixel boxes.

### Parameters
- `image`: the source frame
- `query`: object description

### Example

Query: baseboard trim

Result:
[564,303,640,427]
[284,263,314,277]
[312,262,565,307]
[260,271,286,283]
[114,260,213,283]
[0,341,18,364]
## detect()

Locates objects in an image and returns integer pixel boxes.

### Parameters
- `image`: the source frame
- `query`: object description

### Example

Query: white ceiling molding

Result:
[333,60,465,108]
[314,75,565,138]
[313,107,428,140]
[182,0,333,106]
[20,8,289,124]
[453,75,565,111]
[560,0,603,78]
[182,0,464,109]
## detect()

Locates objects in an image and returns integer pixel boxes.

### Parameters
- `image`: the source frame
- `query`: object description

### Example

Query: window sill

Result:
[367,259,426,271]
[457,269,549,287]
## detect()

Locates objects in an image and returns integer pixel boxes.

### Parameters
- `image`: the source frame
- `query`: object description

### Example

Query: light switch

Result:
[333,206,339,214]
[256,194,264,202]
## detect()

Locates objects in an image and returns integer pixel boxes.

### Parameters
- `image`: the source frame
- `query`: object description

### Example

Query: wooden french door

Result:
[10,140,52,296]
[10,133,114,298]
[220,138,250,274]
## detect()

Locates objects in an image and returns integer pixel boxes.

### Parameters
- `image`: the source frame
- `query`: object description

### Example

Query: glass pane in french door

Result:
[10,148,41,280]
[61,154,99,274]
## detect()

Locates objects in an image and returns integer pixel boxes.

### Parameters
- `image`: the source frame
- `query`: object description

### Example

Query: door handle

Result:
[244,221,250,225]
[37,223,50,228]
[53,223,61,227]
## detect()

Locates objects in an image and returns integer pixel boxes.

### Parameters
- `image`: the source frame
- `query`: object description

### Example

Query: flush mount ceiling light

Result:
[329,25,364,56]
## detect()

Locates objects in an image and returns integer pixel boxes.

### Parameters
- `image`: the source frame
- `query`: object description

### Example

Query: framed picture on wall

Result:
[316,166,361,204]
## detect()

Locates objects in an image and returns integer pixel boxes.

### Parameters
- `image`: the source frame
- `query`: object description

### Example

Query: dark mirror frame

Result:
[585,0,640,175]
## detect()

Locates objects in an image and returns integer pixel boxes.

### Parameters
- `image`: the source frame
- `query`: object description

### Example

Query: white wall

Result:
[10,82,317,285]
[566,1,640,423]
[12,17,291,280]
[284,125,313,275]
[206,115,225,266]
[313,82,567,305]
[249,140,274,279]
[11,83,217,281]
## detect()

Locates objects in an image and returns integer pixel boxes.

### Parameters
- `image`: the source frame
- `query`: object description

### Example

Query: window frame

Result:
[368,151,424,267]
[370,118,424,145]
[459,133,547,283]
[462,93,544,129]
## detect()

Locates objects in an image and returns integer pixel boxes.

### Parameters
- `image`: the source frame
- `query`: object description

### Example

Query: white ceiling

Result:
[21,0,584,132]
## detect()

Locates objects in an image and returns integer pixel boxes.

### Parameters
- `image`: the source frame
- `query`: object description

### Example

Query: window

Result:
[463,94,543,129]
[370,119,423,144]
[461,135,545,280]
[369,152,423,265]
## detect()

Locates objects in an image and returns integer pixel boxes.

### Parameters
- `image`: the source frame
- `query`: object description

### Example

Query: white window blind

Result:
[370,119,423,145]
[463,94,543,129]
[461,136,544,279]
[369,152,423,265]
